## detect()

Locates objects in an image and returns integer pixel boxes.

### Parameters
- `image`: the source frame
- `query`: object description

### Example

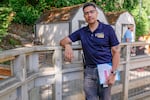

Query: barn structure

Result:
[105,11,136,42]
[35,4,108,46]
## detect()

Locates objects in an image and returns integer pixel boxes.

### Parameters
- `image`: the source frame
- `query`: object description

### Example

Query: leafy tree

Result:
[9,0,40,25]
[142,0,150,31]
[96,0,138,12]
[131,0,150,38]
[47,0,86,8]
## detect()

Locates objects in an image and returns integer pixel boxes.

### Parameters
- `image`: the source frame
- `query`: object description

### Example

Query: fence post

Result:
[122,44,130,100]
[13,54,26,81]
[13,54,28,100]
[28,53,39,73]
[53,47,62,100]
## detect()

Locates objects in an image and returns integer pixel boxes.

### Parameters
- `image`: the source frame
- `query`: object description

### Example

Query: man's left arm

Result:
[111,45,120,72]
[107,45,120,85]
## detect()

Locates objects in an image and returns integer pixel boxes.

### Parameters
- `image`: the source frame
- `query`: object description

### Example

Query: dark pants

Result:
[84,66,111,100]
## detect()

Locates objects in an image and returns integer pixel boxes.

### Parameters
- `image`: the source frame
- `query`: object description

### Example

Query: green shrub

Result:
[15,6,39,25]
[0,7,13,40]
[131,7,149,38]
[9,0,42,25]
[9,38,20,46]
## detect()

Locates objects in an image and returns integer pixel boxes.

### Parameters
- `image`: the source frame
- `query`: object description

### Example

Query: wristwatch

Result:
[111,70,117,75]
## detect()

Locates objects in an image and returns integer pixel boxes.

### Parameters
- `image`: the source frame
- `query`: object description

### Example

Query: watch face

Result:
[111,70,117,75]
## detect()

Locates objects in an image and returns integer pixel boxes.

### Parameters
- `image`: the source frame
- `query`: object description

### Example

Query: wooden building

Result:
[35,4,108,46]
[106,11,136,42]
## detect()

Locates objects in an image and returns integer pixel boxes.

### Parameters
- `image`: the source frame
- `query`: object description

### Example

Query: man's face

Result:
[130,27,134,31]
[83,6,98,24]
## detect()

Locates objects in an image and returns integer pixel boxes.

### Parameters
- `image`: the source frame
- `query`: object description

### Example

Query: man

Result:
[122,24,134,42]
[122,24,135,56]
[60,2,120,100]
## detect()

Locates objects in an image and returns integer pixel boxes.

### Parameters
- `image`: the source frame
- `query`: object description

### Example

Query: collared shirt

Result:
[69,21,119,66]
[122,29,132,42]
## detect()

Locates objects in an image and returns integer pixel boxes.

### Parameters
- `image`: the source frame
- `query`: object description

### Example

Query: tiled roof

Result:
[105,11,126,25]
[36,4,81,24]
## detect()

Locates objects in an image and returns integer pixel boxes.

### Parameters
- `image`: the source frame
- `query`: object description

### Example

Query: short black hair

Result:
[83,2,96,10]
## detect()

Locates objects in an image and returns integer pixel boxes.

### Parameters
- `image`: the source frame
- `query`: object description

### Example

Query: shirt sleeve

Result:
[125,30,132,38]
[69,29,81,42]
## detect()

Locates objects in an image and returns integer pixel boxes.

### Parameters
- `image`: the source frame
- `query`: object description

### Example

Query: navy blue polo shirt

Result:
[69,21,119,66]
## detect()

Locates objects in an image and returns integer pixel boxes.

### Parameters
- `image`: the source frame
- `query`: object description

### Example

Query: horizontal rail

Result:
[0,42,149,100]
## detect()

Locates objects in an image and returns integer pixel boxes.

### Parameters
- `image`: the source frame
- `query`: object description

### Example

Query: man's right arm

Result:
[60,37,72,47]
[60,37,74,62]
[126,38,130,42]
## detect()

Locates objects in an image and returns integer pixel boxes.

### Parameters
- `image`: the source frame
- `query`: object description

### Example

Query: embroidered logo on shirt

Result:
[95,33,104,38]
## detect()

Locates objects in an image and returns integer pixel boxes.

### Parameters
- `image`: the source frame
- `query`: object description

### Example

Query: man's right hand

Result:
[64,44,74,62]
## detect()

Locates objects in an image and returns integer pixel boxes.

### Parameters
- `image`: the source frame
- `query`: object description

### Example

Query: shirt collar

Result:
[84,20,103,32]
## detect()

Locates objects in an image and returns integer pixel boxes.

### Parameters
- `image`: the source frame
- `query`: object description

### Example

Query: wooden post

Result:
[29,87,40,100]
[13,54,26,81]
[53,47,62,100]
[122,44,130,100]
[28,53,39,73]
[13,54,28,100]
[21,84,29,100]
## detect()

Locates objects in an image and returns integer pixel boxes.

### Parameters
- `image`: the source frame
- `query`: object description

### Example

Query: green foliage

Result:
[131,6,149,38]
[8,0,87,25]
[96,0,138,12]
[14,6,39,25]
[9,0,41,25]
[26,0,39,6]
[9,38,20,46]
[0,61,11,65]
[7,0,145,29]
[142,0,150,31]
[143,0,150,16]
[47,0,86,8]
[36,0,49,12]
[122,0,138,11]
[0,6,13,39]
[9,0,27,11]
